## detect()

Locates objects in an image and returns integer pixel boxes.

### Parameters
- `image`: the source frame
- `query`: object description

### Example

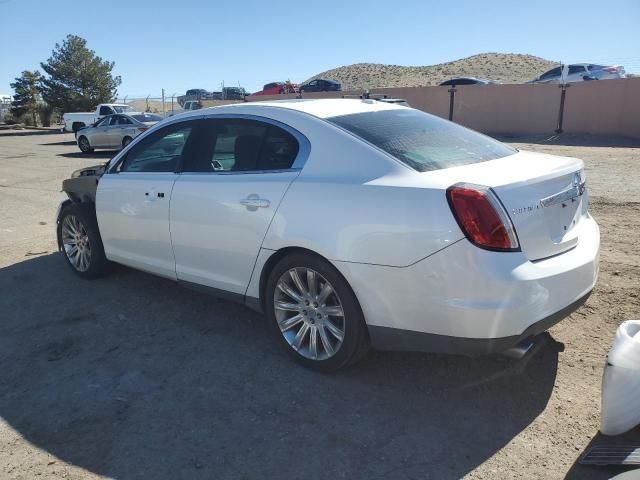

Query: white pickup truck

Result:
[62,104,139,133]
[168,100,202,117]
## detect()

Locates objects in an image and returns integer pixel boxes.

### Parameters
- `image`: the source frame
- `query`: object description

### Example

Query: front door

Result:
[96,119,199,278]
[170,117,304,294]
[90,116,112,147]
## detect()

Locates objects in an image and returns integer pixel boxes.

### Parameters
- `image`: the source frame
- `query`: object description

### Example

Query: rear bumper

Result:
[368,291,591,355]
[334,215,600,355]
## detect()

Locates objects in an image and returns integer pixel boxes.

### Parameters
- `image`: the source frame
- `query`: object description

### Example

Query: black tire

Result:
[122,136,133,149]
[57,202,109,279]
[77,136,94,153]
[265,252,370,372]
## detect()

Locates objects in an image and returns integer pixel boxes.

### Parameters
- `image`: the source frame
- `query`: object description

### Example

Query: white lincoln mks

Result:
[56,99,600,371]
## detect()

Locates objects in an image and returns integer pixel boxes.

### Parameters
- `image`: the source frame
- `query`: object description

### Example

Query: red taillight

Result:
[138,127,148,133]
[446,184,520,251]
[604,67,619,74]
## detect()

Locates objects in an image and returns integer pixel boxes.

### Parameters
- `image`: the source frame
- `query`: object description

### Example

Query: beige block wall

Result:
[243,78,640,138]
[562,78,640,137]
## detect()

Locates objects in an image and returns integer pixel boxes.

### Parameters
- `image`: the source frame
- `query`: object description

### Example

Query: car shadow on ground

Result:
[40,140,77,146]
[56,151,116,159]
[0,253,563,479]
[0,129,59,137]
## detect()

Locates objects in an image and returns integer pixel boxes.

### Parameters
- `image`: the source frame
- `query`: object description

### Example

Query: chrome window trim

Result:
[106,113,311,175]
[181,112,311,174]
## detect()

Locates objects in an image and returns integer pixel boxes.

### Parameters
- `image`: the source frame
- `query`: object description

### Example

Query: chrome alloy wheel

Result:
[61,215,91,272]
[274,267,346,360]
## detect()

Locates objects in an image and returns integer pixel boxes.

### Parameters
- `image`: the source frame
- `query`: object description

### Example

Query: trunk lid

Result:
[426,150,588,261]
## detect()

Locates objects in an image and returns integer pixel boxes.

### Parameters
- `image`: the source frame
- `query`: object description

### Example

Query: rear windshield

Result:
[327,109,515,172]
[132,114,163,122]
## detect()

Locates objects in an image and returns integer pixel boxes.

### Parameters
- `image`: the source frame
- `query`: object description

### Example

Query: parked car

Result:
[251,82,299,96]
[56,99,599,371]
[529,63,626,84]
[75,113,163,153]
[439,77,499,86]
[62,104,139,133]
[299,78,342,93]
[222,87,248,100]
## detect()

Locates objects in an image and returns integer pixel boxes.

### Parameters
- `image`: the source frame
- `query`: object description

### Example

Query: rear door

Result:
[96,119,200,278]
[170,116,306,294]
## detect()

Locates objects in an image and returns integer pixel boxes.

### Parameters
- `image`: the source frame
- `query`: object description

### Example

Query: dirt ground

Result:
[0,130,638,479]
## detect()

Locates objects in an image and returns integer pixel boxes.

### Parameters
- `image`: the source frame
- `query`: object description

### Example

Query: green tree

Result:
[40,34,122,113]
[10,70,43,126]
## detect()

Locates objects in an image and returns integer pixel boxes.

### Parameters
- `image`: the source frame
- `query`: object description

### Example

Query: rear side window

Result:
[132,114,162,122]
[184,119,299,172]
[119,122,195,173]
[327,109,515,172]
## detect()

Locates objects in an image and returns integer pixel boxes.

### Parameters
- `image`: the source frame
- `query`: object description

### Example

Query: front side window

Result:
[95,117,110,127]
[327,108,515,172]
[119,121,195,173]
[540,67,561,79]
[185,118,299,173]
[568,65,586,74]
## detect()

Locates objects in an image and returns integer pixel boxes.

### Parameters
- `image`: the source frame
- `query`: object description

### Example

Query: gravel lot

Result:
[0,131,638,479]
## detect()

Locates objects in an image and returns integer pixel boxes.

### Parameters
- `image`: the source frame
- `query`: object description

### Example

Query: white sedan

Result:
[56,99,599,371]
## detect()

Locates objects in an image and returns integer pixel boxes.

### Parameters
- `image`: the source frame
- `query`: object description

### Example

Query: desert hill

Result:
[305,53,556,90]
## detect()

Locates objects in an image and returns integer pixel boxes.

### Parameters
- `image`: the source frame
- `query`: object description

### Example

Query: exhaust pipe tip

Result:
[502,338,536,359]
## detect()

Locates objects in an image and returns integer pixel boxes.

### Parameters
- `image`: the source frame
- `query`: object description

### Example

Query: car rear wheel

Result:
[122,136,133,148]
[78,136,93,153]
[58,203,109,279]
[265,252,369,371]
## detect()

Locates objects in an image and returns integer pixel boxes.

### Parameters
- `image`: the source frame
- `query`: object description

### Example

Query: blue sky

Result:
[1,0,639,98]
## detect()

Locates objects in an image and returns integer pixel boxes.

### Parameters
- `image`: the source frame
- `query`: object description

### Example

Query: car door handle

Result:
[240,195,270,209]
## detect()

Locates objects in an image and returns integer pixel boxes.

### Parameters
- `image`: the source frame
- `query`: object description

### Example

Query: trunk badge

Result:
[512,173,586,215]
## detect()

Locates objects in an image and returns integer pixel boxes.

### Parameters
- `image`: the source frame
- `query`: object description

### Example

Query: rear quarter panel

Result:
[255,110,464,266]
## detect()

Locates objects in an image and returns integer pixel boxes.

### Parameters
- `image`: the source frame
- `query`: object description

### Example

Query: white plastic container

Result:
[601,320,640,436]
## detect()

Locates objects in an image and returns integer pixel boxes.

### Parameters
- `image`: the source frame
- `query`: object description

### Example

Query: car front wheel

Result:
[265,253,369,371]
[58,203,108,279]
[78,136,93,153]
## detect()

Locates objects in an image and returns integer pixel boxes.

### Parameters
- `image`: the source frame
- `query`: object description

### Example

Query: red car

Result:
[251,81,299,96]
